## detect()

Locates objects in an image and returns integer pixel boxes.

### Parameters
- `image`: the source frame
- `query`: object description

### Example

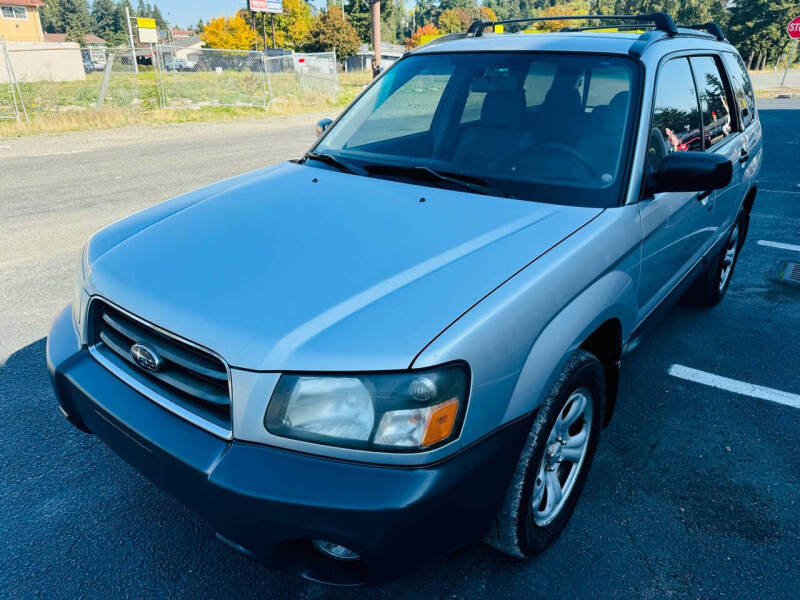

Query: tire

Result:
[685,212,747,307]
[486,349,605,557]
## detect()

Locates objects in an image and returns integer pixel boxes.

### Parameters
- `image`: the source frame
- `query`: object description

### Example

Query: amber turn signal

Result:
[421,399,459,446]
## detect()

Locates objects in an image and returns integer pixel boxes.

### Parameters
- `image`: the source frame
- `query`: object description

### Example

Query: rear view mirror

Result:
[315,118,333,136]
[648,151,732,195]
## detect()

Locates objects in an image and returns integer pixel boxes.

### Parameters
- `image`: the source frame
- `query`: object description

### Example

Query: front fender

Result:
[503,269,636,424]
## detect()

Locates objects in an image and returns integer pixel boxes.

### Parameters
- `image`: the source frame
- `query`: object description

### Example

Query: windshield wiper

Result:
[364,163,512,198]
[302,151,366,176]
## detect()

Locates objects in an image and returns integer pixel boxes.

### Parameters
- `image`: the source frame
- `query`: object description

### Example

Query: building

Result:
[0,0,44,43]
[345,42,405,72]
[44,32,107,47]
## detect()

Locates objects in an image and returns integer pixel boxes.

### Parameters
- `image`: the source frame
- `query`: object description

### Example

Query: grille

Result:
[88,299,231,434]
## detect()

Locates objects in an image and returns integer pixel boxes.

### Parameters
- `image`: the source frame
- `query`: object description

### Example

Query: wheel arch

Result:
[503,270,635,428]
[579,318,623,426]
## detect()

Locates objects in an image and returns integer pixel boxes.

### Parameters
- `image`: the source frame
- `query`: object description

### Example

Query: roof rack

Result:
[466,12,678,38]
[677,22,726,41]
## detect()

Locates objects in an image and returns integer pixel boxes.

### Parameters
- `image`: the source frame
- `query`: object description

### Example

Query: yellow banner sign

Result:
[136,17,156,29]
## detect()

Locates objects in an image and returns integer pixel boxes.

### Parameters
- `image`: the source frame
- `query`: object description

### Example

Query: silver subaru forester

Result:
[48,12,761,585]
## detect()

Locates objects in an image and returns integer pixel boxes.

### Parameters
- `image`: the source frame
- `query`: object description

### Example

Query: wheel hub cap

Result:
[532,389,593,526]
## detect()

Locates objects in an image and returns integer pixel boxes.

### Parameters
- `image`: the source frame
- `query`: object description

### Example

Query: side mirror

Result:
[315,118,333,137]
[648,151,733,195]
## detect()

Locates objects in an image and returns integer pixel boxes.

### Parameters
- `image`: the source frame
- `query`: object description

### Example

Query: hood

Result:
[88,162,602,371]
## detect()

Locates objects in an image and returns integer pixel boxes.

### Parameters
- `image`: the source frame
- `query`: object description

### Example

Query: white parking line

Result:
[669,364,800,410]
[757,240,800,252]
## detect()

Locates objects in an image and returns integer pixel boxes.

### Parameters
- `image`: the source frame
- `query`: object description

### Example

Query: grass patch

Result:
[0,70,372,137]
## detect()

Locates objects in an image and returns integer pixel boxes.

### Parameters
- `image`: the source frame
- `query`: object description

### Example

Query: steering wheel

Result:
[491,142,597,178]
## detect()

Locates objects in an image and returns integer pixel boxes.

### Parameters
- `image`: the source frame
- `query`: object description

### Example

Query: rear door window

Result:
[689,56,734,149]
[648,57,702,171]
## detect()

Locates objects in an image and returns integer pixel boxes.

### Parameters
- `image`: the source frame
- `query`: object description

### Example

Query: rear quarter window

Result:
[722,52,756,128]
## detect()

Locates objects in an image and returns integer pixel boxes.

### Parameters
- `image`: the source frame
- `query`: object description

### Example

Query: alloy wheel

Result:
[532,388,594,526]
[718,224,739,292]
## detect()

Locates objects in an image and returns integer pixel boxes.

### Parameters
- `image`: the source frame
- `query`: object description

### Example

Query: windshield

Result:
[313,52,639,207]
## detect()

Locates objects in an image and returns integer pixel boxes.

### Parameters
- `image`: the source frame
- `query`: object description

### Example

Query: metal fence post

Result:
[260,51,268,109]
[97,52,115,108]
[781,39,798,88]
[2,41,27,122]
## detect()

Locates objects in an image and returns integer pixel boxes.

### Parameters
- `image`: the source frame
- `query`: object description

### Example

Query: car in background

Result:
[163,57,193,72]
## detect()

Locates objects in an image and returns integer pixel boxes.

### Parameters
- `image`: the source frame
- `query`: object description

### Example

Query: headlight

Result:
[72,243,88,326]
[264,363,469,451]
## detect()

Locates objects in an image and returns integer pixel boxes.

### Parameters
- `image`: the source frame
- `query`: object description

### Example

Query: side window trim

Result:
[640,55,700,200]
[685,57,706,150]
[688,53,739,152]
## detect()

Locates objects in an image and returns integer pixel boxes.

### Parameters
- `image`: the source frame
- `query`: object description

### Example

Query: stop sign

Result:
[789,16,800,38]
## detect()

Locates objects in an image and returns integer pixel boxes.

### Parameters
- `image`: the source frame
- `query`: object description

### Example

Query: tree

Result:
[201,14,258,49]
[414,0,441,29]
[345,0,372,43]
[41,0,63,33]
[437,5,497,33]
[91,0,117,40]
[405,23,439,48]
[271,0,314,49]
[438,9,468,33]
[61,0,92,42]
[305,5,361,58]
[152,4,167,29]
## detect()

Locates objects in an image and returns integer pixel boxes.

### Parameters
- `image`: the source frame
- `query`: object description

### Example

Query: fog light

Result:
[312,539,360,561]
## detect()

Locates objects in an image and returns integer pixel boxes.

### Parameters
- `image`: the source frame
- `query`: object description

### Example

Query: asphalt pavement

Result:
[1,100,799,599]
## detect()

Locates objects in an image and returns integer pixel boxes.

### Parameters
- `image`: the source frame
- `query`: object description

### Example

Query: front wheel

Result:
[486,349,605,557]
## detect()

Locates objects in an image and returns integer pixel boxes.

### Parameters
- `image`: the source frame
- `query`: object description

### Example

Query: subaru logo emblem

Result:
[130,343,162,372]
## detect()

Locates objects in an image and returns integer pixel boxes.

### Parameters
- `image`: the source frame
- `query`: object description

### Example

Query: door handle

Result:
[739,148,749,164]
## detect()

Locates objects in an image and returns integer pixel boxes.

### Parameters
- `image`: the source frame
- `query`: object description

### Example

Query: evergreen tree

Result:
[152,4,167,28]
[92,0,117,40]
[61,0,92,42]
[345,0,372,43]
[41,0,64,33]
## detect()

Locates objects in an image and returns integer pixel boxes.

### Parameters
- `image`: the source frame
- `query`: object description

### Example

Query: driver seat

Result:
[452,89,527,166]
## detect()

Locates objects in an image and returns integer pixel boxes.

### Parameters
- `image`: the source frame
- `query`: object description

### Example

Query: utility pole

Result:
[125,6,138,74]
[370,0,381,78]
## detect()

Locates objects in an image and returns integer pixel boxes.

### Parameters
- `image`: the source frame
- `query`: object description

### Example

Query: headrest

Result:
[481,89,525,128]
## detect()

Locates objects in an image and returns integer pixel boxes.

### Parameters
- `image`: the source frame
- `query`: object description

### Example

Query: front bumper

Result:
[47,305,531,584]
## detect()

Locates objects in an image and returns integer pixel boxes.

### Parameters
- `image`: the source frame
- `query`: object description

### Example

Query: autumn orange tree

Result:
[201,14,258,49]
[405,23,440,48]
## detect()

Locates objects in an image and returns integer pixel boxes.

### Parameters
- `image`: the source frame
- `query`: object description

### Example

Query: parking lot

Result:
[1,100,798,599]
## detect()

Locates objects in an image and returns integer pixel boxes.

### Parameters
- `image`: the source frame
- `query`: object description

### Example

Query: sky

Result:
[155,0,333,29]
[156,1,250,29]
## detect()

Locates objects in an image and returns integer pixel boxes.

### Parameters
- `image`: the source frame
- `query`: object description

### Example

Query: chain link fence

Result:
[153,46,339,110]
[1,44,158,119]
[265,52,339,107]
[154,45,269,109]
[1,43,340,122]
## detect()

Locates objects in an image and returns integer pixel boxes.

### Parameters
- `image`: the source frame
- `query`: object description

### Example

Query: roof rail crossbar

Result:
[677,22,726,41]
[466,12,678,38]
